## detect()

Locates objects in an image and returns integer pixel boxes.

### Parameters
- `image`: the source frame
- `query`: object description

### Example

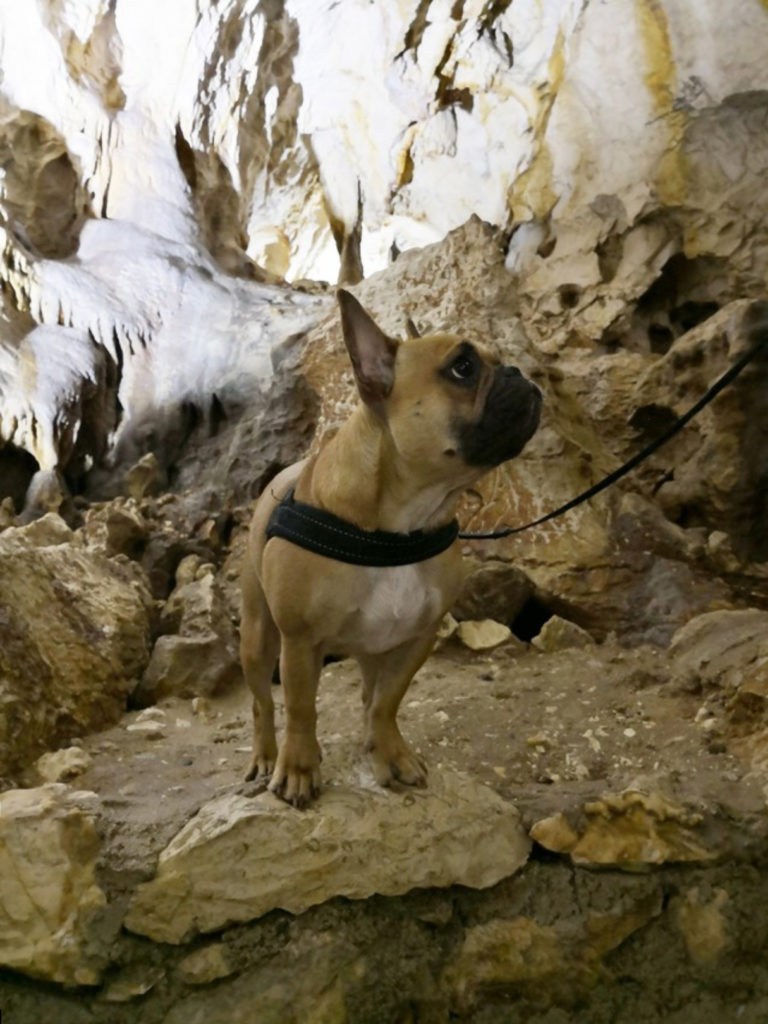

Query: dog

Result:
[239,289,541,807]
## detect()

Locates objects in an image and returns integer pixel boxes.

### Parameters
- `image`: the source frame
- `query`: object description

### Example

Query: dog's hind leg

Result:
[240,576,280,782]
[358,632,435,790]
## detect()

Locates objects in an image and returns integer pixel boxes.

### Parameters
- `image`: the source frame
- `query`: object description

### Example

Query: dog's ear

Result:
[337,289,398,415]
[405,317,420,339]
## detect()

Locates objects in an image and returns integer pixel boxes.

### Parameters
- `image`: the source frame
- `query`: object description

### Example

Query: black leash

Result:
[458,325,768,541]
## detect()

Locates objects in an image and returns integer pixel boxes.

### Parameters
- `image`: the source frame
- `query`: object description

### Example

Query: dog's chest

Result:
[334,565,444,654]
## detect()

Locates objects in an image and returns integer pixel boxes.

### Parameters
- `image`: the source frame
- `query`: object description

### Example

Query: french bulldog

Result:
[240,289,541,807]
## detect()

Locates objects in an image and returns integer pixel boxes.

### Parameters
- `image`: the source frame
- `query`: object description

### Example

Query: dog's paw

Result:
[244,752,276,783]
[367,739,428,790]
[268,739,322,809]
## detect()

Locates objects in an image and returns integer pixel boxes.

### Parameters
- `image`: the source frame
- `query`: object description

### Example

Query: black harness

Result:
[266,488,459,567]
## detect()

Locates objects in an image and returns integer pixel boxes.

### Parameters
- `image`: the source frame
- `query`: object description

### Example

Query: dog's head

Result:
[338,289,541,483]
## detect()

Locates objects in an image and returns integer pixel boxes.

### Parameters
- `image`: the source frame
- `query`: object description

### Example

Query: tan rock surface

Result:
[0,519,154,779]
[124,762,531,944]
[456,618,513,651]
[0,785,106,985]
[532,616,595,652]
[531,790,715,867]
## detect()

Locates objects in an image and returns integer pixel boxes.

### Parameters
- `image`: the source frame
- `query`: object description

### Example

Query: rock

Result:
[436,612,459,642]
[125,720,166,740]
[530,791,715,868]
[103,965,166,1003]
[443,917,563,1012]
[34,746,92,784]
[1,511,75,548]
[532,616,595,652]
[456,619,513,651]
[0,524,154,778]
[670,608,768,689]
[454,561,532,624]
[124,767,531,944]
[178,944,236,986]
[0,785,106,985]
[0,496,14,530]
[124,452,162,500]
[136,570,241,703]
[83,499,149,558]
[672,887,730,966]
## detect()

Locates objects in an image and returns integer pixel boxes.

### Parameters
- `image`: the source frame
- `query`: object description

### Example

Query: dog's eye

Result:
[450,355,475,381]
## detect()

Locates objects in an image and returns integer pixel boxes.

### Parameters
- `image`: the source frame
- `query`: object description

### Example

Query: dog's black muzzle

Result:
[458,366,542,467]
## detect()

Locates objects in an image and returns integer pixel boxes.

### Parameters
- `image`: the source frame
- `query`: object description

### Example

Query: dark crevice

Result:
[511,596,554,642]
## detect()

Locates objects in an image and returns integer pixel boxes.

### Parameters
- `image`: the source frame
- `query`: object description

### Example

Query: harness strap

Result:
[266,488,459,566]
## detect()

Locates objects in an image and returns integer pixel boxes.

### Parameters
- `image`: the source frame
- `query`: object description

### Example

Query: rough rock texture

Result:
[295,220,768,644]
[1,3,768,1020]
[137,558,241,704]
[1,0,767,503]
[0,785,106,986]
[1,637,768,1020]
[530,791,715,867]
[125,764,530,944]
[0,514,154,781]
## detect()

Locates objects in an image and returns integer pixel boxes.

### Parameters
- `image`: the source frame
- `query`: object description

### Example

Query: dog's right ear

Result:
[337,289,398,416]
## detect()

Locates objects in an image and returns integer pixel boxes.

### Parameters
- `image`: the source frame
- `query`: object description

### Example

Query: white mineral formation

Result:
[1,0,767,486]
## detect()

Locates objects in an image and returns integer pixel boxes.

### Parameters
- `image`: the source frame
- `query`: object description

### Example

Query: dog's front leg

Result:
[358,632,436,790]
[269,638,323,808]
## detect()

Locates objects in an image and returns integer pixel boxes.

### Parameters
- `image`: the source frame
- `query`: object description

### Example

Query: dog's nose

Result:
[503,365,522,378]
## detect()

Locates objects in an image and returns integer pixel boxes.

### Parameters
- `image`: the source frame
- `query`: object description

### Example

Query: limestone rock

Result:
[83,499,149,558]
[0,524,154,778]
[0,785,106,985]
[530,791,714,868]
[456,619,513,651]
[137,570,241,703]
[670,608,768,690]
[672,887,730,966]
[0,496,14,530]
[533,616,595,652]
[444,918,564,1012]
[34,746,92,784]
[454,561,532,624]
[124,769,531,944]
[102,965,166,1003]
[178,944,236,986]
[124,453,161,500]
[1,511,75,548]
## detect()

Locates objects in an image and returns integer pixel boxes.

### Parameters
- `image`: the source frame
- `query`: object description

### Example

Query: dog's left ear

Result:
[338,289,399,416]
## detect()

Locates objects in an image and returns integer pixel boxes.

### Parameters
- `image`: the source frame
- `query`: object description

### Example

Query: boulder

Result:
[136,561,241,703]
[456,619,513,651]
[0,785,107,985]
[0,520,154,779]
[532,616,595,652]
[125,766,531,944]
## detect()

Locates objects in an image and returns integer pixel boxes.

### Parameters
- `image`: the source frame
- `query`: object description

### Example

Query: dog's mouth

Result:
[457,368,542,467]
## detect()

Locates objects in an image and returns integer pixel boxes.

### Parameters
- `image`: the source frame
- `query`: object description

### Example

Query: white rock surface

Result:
[456,618,513,651]
[125,767,530,944]
[1,1,767,483]
[0,785,106,985]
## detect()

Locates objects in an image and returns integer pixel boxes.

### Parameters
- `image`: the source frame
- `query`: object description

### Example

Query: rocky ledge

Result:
[2,564,768,1021]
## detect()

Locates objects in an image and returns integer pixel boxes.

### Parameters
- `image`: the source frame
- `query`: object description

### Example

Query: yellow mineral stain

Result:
[634,0,687,205]
[508,27,565,222]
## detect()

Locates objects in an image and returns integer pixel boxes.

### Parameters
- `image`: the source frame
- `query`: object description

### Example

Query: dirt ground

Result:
[6,634,768,1023]
[70,635,766,889]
